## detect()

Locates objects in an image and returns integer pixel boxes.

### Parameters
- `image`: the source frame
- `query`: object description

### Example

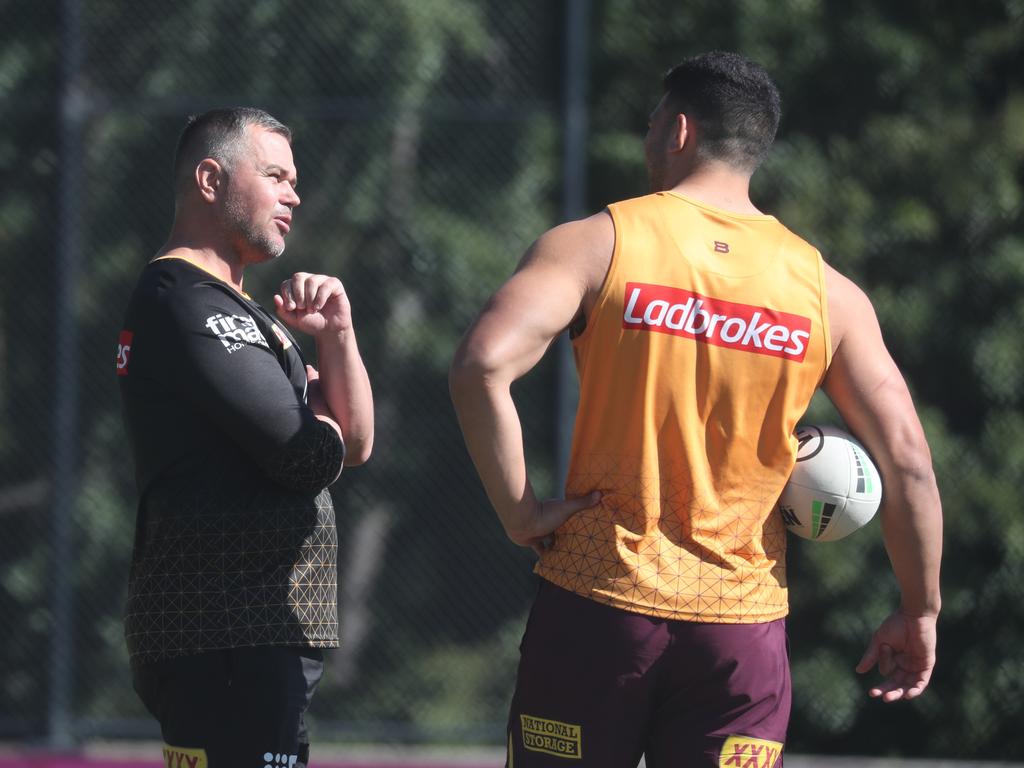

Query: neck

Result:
[156,239,246,290]
[157,223,245,290]
[662,162,762,215]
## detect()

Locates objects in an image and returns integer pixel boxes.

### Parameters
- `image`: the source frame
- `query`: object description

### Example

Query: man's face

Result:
[220,125,300,264]
[643,93,673,192]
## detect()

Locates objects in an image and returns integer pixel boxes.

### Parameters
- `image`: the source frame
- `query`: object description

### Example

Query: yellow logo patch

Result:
[162,744,208,768]
[718,735,783,768]
[520,714,582,759]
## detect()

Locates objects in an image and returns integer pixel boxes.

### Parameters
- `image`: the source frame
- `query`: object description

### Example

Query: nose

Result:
[284,182,300,208]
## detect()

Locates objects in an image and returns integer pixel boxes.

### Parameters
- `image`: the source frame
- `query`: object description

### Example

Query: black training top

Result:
[117,257,346,665]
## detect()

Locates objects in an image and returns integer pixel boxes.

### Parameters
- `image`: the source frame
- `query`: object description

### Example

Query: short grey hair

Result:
[172,107,292,195]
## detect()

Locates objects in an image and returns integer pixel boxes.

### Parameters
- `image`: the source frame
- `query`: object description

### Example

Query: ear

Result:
[669,113,690,153]
[195,158,223,203]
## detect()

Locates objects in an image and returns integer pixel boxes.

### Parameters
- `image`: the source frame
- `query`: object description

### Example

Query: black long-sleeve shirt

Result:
[117,257,345,664]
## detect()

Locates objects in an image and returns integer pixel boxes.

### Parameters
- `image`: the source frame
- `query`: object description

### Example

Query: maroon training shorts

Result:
[506,580,790,768]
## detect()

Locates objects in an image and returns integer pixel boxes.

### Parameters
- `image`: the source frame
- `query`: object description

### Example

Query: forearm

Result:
[824,350,942,618]
[880,466,943,617]
[315,328,374,464]
[305,376,344,442]
[450,369,540,544]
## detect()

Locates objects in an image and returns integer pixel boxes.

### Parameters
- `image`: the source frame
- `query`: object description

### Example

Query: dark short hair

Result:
[662,51,781,171]
[172,107,292,194]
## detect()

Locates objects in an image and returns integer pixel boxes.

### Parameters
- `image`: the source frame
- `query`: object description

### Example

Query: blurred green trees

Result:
[0,0,1021,759]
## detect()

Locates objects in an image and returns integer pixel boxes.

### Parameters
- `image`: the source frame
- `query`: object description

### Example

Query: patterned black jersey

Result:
[117,257,346,665]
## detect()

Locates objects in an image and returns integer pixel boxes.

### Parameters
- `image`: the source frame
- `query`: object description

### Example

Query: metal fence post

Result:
[49,0,84,748]
[554,0,591,494]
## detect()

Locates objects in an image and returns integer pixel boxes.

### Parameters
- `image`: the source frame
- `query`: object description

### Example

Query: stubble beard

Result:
[223,195,286,264]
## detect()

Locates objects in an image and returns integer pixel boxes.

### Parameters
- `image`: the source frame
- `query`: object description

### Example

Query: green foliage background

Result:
[1,0,1021,759]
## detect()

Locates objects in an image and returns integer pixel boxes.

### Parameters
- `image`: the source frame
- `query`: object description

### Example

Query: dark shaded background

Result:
[1,0,1021,759]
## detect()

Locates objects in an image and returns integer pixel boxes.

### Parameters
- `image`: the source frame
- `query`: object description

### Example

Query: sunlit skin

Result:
[643,93,764,213]
[158,125,299,289]
[154,123,374,465]
[219,127,301,267]
[451,89,941,703]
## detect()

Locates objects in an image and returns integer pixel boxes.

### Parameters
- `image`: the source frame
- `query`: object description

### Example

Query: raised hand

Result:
[273,272,352,336]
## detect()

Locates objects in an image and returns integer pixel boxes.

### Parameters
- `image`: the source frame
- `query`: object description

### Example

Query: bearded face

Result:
[217,126,300,265]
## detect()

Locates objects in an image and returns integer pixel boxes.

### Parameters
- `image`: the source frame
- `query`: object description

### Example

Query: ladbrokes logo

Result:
[205,313,269,354]
[622,282,811,362]
[718,735,783,768]
[520,714,582,759]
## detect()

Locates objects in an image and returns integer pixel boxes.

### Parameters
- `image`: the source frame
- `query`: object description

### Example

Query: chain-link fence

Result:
[2,0,1023,762]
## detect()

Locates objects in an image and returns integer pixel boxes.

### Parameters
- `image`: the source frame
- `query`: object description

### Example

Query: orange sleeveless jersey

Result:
[535,191,831,623]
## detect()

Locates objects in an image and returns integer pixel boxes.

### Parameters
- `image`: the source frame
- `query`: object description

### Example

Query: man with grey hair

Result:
[117,107,374,767]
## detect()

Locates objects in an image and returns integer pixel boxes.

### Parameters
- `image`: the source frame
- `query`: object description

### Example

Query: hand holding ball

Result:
[777,425,882,541]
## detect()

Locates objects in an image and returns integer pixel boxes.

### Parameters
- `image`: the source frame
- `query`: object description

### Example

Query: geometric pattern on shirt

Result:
[535,451,789,624]
[265,421,345,493]
[125,487,338,665]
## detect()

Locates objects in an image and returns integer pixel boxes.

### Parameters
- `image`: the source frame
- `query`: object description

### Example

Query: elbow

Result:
[269,456,344,493]
[449,343,500,404]
[448,347,477,399]
[878,424,937,490]
[267,422,346,492]
[893,424,934,475]
[343,433,374,466]
[898,455,937,489]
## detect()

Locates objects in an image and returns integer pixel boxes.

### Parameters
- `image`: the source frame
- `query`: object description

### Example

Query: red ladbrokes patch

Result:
[622,282,811,362]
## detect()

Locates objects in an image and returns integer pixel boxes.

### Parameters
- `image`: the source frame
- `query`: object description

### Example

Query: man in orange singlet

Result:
[450,52,942,767]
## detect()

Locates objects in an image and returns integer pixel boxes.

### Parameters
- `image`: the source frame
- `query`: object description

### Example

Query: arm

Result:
[168,287,344,492]
[822,264,943,701]
[304,363,343,439]
[275,273,375,465]
[449,212,612,549]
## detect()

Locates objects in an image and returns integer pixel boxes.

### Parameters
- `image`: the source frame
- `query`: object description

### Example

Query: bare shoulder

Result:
[521,210,615,292]
[823,260,878,348]
[532,209,614,253]
[823,261,871,306]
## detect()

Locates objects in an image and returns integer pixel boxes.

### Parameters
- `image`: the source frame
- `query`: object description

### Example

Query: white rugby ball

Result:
[777,425,882,541]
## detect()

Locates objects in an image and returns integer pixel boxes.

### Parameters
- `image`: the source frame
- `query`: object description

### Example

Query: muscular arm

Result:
[822,264,943,700]
[449,212,613,547]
